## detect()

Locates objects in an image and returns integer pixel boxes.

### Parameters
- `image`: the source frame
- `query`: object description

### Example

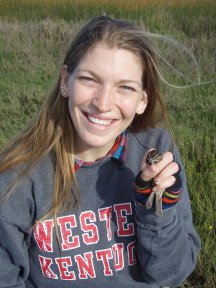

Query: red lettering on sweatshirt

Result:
[98,206,112,241]
[80,211,99,245]
[35,202,138,281]
[57,215,80,250]
[112,243,124,271]
[114,203,135,236]
[127,241,137,266]
[55,257,76,280]
[38,255,58,279]
[34,220,54,252]
[96,248,113,276]
[74,252,96,279]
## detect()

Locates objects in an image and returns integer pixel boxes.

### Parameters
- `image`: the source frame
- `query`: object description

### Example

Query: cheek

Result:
[68,86,86,107]
[120,98,140,119]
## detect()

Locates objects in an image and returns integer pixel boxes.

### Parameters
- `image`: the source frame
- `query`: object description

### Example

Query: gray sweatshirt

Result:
[0,128,201,288]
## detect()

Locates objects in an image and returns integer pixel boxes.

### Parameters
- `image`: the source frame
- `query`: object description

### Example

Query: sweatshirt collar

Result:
[74,131,126,172]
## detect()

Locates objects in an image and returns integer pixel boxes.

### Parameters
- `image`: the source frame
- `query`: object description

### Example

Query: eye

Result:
[120,85,136,92]
[79,76,96,82]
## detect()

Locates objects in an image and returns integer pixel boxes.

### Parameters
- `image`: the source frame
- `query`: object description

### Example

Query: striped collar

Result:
[74,131,126,172]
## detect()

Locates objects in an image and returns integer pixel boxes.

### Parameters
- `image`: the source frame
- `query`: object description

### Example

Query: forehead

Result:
[76,43,143,81]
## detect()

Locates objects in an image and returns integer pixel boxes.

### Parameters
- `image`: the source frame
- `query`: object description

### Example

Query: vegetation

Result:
[0,0,215,287]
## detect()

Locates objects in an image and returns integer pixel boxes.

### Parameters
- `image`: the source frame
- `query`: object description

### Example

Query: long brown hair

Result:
[0,15,168,221]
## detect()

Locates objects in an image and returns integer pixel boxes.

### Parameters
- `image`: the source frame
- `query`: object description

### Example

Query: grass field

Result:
[0,0,215,287]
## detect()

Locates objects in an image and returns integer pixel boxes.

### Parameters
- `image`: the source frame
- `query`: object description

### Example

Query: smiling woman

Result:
[0,16,200,288]
[61,44,147,161]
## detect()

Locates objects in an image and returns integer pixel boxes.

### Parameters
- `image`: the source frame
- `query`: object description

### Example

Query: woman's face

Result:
[61,43,148,160]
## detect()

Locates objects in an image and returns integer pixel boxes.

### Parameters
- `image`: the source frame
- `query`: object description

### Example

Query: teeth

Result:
[87,115,112,126]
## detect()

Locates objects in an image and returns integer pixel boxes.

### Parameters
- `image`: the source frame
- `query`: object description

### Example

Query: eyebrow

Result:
[118,79,141,86]
[77,69,141,86]
[77,69,99,79]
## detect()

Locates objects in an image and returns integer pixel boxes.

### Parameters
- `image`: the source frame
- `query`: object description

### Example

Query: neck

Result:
[74,140,115,162]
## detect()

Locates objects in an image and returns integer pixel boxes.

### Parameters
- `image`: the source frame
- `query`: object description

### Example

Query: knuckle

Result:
[172,162,179,172]
[162,151,173,164]
[152,165,159,174]
[171,175,176,184]
[167,151,174,161]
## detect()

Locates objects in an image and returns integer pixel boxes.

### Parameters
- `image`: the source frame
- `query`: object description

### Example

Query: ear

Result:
[136,90,148,114]
[60,65,69,98]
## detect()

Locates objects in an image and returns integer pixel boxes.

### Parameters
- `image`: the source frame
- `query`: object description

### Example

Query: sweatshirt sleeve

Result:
[134,140,201,287]
[0,171,35,287]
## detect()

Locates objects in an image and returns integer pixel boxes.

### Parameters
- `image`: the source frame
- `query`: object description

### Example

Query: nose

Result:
[92,86,114,113]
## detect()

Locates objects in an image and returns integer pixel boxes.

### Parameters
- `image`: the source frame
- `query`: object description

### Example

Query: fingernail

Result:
[154,179,160,185]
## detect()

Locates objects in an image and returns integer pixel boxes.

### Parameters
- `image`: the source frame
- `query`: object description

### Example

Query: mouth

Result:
[83,112,114,126]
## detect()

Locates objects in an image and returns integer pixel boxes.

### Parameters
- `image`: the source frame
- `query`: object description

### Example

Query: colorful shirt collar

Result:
[74,131,126,172]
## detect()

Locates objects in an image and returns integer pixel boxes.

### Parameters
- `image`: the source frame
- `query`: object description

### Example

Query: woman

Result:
[0,16,200,287]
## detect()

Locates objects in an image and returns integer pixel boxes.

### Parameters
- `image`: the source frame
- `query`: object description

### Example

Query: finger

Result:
[154,151,173,171]
[154,162,179,185]
[140,164,159,181]
[141,150,173,172]
[141,151,174,181]
[152,175,176,192]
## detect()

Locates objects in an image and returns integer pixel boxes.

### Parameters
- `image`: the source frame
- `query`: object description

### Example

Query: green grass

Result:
[0,1,215,287]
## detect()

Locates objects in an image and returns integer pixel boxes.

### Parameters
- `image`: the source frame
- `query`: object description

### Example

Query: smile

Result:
[84,113,114,126]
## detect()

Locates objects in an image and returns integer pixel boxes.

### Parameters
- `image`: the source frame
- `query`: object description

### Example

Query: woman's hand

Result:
[140,149,179,192]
